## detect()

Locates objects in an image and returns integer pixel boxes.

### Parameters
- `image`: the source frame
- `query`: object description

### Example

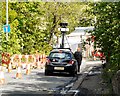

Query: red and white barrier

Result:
[8,53,47,69]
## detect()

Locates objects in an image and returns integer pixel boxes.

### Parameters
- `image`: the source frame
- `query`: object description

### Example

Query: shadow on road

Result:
[36,71,75,77]
[1,91,54,96]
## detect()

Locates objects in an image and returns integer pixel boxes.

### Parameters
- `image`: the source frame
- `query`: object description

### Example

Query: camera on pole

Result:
[60,22,68,28]
[58,22,69,48]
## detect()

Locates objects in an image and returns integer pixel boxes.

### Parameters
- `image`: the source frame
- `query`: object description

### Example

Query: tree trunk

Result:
[49,15,57,45]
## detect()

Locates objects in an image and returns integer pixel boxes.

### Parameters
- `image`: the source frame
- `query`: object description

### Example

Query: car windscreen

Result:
[49,52,71,59]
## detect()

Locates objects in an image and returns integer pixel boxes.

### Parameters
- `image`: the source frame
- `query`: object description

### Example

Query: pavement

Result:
[78,67,110,96]
[66,60,110,96]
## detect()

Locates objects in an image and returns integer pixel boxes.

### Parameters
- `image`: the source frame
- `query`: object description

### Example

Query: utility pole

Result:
[0,3,2,66]
[61,30,65,48]
[6,0,8,41]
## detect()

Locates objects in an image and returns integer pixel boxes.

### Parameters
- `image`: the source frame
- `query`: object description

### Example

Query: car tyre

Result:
[45,70,52,76]
[45,70,49,76]
[70,71,76,77]
[70,73,75,77]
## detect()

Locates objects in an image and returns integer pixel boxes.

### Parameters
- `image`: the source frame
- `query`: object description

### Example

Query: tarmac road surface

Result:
[0,60,102,96]
[0,68,75,95]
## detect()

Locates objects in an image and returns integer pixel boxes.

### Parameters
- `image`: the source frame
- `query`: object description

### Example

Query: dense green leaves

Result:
[89,2,120,81]
[1,2,88,55]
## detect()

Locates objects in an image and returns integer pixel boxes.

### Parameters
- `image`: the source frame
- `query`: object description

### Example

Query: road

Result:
[0,60,102,95]
[0,67,76,95]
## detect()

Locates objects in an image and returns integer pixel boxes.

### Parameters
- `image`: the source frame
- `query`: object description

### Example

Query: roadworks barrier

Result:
[40,54,46,69]
[2,53,47,70]
[2,52,10,68]
[28,55,36,69]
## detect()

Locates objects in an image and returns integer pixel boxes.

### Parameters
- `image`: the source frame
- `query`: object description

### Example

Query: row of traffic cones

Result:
[0,56,46,84]
[16,63,31,79]
[0,62,32,85]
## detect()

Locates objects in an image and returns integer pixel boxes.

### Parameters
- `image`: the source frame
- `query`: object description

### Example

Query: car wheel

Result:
[69,71,76,77]
[75,70,77,75]
[75,68,77,75]
[70,73,75,77]
[45,70,49,76]
[45,70,51,76]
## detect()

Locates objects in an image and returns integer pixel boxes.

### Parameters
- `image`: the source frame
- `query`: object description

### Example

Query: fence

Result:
[2,53,47,69]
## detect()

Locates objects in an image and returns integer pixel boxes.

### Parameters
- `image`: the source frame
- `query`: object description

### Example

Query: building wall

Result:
[56,27,94,57]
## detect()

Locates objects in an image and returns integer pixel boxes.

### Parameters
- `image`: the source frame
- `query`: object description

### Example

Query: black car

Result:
[45,48,78,76]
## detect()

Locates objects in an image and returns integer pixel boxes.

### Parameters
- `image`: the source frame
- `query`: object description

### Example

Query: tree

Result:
[42,2,88,46]
[2,2,21,55]
[89,2,120,84]
[1,2,90,55]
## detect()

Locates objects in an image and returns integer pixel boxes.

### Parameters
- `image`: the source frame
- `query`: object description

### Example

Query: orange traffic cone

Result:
[26,64,31,75]
[16,63,22,79]
[0,67,5,85]
[94,56,96,60]
[8,62,12,73]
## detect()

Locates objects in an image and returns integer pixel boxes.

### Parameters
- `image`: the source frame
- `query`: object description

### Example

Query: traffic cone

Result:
[8,62,12,73]
[0,67,5,85]
[26,64,31,75]
[94,56,96,60]
[16,63,22,79]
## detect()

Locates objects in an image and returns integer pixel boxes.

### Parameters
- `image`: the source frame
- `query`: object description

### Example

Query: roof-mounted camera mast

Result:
[59,22,69,48]
[60,22,68,28]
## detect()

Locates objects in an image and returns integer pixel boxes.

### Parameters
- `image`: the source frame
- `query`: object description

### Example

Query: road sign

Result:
[3,24,10,33]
